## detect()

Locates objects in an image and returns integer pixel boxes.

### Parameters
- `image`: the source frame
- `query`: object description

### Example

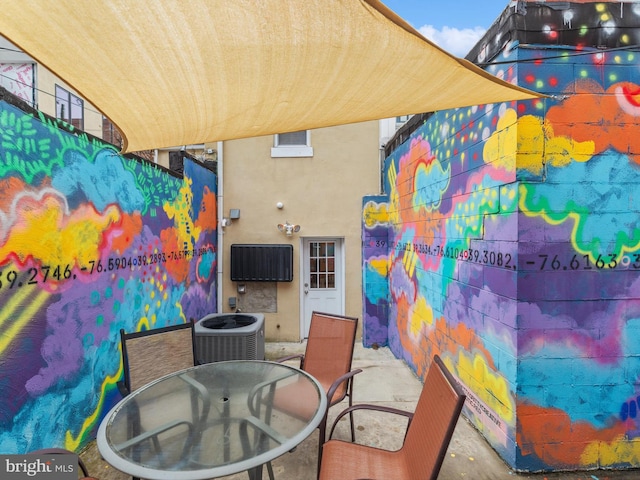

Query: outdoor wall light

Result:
[221,209,240,228]
[277,221,300,236]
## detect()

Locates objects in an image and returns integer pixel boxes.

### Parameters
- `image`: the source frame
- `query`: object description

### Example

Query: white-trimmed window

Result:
[271,130,313,157]
[0,63,35,104]
[55,84,84,130]
[395,115,410,128]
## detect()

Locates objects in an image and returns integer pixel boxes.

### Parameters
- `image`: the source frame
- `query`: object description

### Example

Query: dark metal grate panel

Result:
[230,244,294,282]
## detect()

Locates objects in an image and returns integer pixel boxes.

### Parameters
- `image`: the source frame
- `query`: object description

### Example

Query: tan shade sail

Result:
[0,0,542,153]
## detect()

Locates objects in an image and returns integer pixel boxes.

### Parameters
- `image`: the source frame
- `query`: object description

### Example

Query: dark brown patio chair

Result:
[269,311,362,475]
[117,320,201,480]
[118,319,199,396]
[318,355,466,480]
[29,448,99,479]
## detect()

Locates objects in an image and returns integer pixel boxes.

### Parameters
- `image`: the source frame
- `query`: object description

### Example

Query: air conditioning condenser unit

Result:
[195,313,265,363]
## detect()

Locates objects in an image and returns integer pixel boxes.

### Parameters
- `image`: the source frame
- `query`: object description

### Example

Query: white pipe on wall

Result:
[216,140,224,313]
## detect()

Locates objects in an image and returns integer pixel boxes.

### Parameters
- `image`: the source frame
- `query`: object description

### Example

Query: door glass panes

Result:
[309,241,336,289]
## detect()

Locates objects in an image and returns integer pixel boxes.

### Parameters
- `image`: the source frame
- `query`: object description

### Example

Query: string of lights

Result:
[474,43,640,67]
[2,43,639,123]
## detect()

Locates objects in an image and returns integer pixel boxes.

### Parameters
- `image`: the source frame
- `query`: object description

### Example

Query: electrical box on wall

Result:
[230,244,293,282]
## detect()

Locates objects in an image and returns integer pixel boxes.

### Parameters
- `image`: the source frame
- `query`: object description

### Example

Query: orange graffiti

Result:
[194,186,217,232]
[446,320,495,367]
[413,209,444,272]
[396,299,495,378]
[517,402,629,468]
[109,212,143,254]
[396,136,434,223]
[0,176,31,204]
[547,80,640,159]
[160,227,190,283]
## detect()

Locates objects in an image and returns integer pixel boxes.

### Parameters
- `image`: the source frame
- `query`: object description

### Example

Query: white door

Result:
[301,238,344,338]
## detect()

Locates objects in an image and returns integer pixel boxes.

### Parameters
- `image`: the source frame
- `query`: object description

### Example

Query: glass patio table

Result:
[97,360,327,480]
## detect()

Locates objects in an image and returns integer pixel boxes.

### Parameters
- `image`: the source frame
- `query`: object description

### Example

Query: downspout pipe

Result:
[216,140,224,313]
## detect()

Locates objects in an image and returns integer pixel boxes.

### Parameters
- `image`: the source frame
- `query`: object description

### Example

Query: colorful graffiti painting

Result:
[362,25,640,473]
[0,98,217,454]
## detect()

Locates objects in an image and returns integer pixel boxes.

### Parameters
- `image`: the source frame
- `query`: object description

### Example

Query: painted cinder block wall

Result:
[0,91,218,454]
[362,194,391,347]
[363,1,640,472]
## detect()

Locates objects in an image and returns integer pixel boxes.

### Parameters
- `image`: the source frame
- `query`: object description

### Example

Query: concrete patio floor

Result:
[81,342,640,480]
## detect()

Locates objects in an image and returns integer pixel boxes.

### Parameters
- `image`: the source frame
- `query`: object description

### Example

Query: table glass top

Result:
[98,360,325,479]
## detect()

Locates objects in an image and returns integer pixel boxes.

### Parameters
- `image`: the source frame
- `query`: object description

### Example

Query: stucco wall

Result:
[363,44,640,471]
[222,121,380,341]
[0,94,218,454]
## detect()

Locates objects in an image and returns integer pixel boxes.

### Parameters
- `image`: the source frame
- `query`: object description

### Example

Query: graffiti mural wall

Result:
[362,2,640,472]
[362,194,390,347]
[0,93,217,454]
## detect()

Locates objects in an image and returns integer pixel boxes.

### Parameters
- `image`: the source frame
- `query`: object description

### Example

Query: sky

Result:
[380,0,513,56]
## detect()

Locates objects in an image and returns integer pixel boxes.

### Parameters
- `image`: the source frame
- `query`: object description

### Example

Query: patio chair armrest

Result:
[275,353,304,368]
[326,368,363,406]
[178,373,212,421]
[116,380,130,397]
[114,419,194,451]
[242,415,288,445]
[327,404,414,441]
[247,369,298,416]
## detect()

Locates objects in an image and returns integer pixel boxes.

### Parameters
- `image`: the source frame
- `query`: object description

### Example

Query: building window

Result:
[395,115,410,128]
[56,85,84,130]
[0,63,35,105]
[271,130,313,157]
